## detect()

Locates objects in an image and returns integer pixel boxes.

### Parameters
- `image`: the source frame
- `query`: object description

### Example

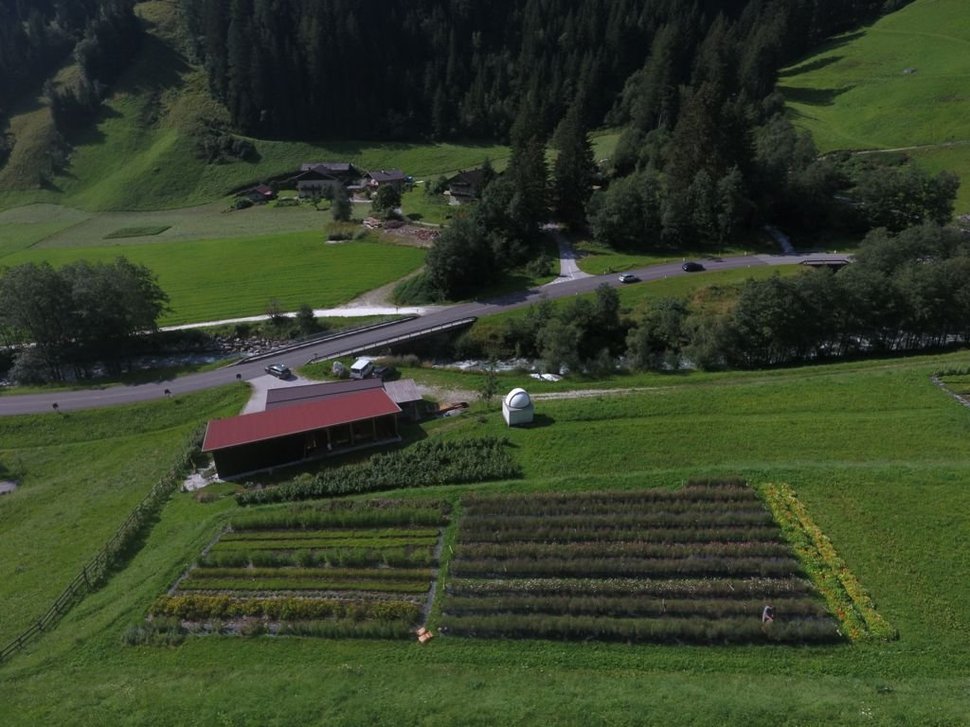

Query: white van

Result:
[349,357,375,380]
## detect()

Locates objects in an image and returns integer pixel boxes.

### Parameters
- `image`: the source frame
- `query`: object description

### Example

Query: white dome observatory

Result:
[502,387,534,427]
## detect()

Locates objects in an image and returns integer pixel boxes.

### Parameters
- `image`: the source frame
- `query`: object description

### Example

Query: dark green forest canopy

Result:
[180,0,897,140]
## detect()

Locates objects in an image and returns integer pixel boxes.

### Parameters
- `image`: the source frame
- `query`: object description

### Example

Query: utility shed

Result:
[203,388,401,479]
[502,388,534,427]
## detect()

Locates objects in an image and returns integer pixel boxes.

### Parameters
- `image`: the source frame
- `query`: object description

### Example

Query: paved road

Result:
[0,253,844,416]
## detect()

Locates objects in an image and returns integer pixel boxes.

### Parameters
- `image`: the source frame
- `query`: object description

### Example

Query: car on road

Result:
[682,261,705,272]
[265,363,291,378]
[618,273,640,283]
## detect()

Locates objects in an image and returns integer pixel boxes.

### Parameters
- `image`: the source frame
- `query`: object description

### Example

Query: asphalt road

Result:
[0,253,842,416]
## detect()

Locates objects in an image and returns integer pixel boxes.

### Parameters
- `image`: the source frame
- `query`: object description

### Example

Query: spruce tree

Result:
[553,102,595,229]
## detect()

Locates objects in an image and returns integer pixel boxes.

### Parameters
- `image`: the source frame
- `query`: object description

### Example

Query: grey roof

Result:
[265,379,382,411]
[263,378,422,410]
[383,379,423,404]
[301,162,354,173]
[366,169,406,183]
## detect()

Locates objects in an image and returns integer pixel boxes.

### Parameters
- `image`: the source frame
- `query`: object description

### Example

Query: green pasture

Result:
[781,0,970,214]
[0,232,425,326]
[574,239,770,276]
[1,351,969,723]
[0,385,247,646]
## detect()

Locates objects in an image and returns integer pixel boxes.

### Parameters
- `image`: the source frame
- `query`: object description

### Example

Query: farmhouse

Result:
[364,169,407,191]
[290,167,344,198]
[446,168,487,201]
[236,184,276,204]
[202,387,401,479]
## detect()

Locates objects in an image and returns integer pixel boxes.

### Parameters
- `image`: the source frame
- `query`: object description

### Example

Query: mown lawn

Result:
[0,232,426,325]
[1,351,969,724]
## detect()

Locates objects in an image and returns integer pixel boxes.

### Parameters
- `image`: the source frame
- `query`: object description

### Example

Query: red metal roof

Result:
[202,388,401,452]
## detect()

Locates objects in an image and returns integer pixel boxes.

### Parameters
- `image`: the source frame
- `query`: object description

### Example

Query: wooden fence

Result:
[0,427,203,664]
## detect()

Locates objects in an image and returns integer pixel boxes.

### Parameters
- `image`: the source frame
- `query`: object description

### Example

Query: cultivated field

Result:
[142,499,447,641]
[781,0,970,213]
[444,484,840,644]
[1,350,968,724]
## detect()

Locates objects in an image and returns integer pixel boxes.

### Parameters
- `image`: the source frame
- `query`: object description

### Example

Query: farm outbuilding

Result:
[202,388,401,479]
[502,388,534,427]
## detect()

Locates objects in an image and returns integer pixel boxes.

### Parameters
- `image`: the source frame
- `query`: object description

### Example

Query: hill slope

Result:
[781,0,970,214]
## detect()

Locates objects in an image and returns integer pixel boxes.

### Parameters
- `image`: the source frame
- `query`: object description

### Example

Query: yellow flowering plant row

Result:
[758,483,897,642]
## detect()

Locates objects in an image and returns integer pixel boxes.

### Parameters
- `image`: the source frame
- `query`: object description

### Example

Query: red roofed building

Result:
[202,388,401,478]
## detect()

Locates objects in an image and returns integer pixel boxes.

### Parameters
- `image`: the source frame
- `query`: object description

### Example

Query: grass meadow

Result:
[1,351,968,724]
[0,231,425,326]
[781,0,970,214]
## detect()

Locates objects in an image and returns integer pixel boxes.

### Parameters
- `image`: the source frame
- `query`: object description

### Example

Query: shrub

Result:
[236,438,520,505]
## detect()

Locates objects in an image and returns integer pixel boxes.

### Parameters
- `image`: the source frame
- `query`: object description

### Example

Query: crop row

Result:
[151,594,422,622]
[187,566,432,581]
[462,497,763,518]
[450,556,802,579]
[212,537,434,551]
[237,437,520,506]
[228,507,446,531]
[447,576,816,599]
[178,578,429,594]
[439,614,841,644]
[456,526,783,544]
[221,527,439,541]
[199,547,434,569]
[443,595,830,619]
[460,482,756,513]
[459,511,775,532]
[206,548,434,570]
[455,541,794,561]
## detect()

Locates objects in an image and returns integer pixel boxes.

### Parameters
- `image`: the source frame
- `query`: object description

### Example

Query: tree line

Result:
[0,258,169,383]
[455,222,970,373]
[181,0,898,141]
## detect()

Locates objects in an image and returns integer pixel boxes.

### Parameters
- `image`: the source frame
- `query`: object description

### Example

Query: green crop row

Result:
[443,595,830,619]
[212,537,434,551]
[200,546,435,569]
[455,541,794,561]
[237,437,521,506]
[188,566,432,581]
[459,511,776,531]
[439,613,842,644]
[221,527,440,541]
[447,576,816,600]
[150,594,422,622]
[177,578,430,594]
[276,619,415,640]
[450,556,803,580]
[760,483,898,642]
[458,526,783,544]
[228,507,447,531]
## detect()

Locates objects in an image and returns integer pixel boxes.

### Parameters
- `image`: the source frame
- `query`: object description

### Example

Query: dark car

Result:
[618,273,639,283]
[265,363,291,378]
[682,261,705,272]
[372,365,396,381]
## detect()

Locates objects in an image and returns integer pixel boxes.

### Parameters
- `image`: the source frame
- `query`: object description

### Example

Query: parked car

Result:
[682,261,705,272]
[618,273,640,283]
[372,365,396,381]
[265,363,291,378]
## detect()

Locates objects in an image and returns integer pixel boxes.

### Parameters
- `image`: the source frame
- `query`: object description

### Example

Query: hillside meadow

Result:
[0,351,968,724]
[781,0,970,214]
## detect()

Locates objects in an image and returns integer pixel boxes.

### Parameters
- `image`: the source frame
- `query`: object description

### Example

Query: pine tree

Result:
[552,102,595,229]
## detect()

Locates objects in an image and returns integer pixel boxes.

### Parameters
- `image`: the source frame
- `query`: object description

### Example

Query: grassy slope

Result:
[1,352,969,724]
[0,385,247,645]
[781,0,970,213]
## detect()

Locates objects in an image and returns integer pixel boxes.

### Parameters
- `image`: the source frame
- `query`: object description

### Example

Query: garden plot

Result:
[146,499,448,640]
[442,482,842,644]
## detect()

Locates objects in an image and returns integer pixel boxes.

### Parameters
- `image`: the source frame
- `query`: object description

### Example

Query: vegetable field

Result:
[442,481,842,644]
[144,499,448,640]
